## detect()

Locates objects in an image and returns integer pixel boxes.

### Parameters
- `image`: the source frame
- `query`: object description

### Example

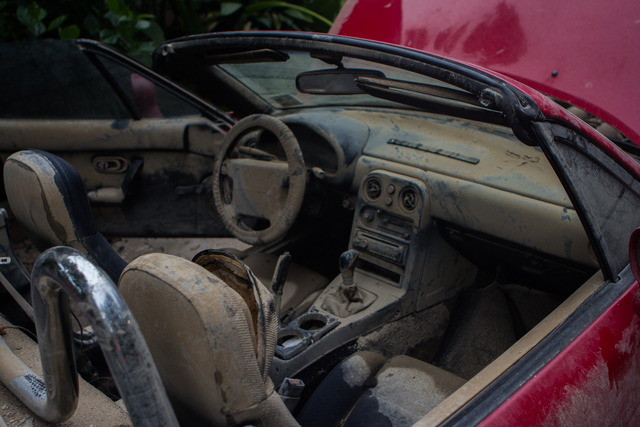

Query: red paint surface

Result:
[479,282,640,426]
[331,0,640,146]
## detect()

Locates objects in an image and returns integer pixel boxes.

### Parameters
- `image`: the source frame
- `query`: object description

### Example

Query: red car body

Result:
[333,1,640,425]
[331,0,640,146]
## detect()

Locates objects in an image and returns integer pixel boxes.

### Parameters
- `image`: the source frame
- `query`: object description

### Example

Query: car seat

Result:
[119,250,298,426]
[120,251,465,426]
[3,149,126,282]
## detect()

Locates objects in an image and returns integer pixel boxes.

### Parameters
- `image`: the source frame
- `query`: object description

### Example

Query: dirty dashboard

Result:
[213,103,597,385]
[153,34,600,398]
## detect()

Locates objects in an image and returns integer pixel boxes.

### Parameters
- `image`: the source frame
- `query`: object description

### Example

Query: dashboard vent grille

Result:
[400,187,419,211]
[364,177,382,200]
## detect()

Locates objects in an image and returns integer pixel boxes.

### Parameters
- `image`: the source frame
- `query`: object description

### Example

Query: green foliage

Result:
[209,0,335,31]
[13,1,79,39]
[2,0,344,63]
[92,0,165,63]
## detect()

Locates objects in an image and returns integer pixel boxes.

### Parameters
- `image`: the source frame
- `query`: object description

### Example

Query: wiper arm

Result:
[355,76,506,125]
[355,76,483,107]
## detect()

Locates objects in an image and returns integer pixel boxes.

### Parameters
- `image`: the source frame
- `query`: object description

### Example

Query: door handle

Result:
[88,158,143,204]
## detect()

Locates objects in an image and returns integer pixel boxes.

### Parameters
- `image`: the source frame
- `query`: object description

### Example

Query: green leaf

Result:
[245,1,332,27]
[285,9,312,23]
[107,0,123,14]
[135,19,151,31]
[28,2,46,21]
[104,11,119,26]
[280,13,303,30]
[48,14,67,31]
[256,16,272,28]
[32,20,46,36]
[221,2,242,16]
[99,28,119,45]
[16,6,31,26]
[142,21,165,43]
[58,24,80,39]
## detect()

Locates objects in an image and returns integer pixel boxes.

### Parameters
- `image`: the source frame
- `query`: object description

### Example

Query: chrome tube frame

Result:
[0,246,178,425]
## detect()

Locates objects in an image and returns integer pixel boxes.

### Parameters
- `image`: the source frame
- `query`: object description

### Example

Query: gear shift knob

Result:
[339,249,359,298]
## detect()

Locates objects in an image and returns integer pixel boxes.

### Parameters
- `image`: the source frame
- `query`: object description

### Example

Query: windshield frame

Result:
[153,31,539,135]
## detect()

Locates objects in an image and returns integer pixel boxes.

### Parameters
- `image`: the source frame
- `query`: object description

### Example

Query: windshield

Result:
[215,51,468,110]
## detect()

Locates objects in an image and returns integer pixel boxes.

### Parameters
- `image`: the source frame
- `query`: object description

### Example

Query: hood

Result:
[331,0,640,146]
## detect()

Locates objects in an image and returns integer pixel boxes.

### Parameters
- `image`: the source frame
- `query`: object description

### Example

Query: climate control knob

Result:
[362,208,375,222]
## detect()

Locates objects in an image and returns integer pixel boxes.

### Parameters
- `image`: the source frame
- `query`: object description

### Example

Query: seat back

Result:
[119,251,297,426]
[3,150,126,282]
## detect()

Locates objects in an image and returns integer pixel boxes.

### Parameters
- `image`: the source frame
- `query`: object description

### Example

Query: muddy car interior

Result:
[0,34,611,425]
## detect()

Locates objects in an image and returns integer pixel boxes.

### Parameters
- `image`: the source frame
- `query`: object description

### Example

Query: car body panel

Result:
[331,0,640,145]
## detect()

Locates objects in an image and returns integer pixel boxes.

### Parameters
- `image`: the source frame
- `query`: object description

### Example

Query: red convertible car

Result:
[331,1,640,424]
[0,3,638,426]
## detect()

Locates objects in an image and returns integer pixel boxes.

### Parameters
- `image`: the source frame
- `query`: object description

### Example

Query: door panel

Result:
[0,39,235,238]
[0,117,229,237]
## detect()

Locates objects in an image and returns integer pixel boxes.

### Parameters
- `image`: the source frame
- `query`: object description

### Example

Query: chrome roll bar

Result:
[0,246,178,426]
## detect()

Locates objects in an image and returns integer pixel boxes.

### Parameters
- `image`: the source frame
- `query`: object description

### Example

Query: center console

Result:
[270,170,477,385]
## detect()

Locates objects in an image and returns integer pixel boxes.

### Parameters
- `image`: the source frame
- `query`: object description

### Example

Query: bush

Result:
[1,0,345,64]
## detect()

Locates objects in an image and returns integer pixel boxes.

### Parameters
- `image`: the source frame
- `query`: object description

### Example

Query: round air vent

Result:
[364,177,382,200]
[399,187,419,212]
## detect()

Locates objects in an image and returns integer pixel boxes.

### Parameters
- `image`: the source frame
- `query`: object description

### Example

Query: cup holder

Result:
[275,312,339,360]
[297,313,328,331]
[277,329,304,349]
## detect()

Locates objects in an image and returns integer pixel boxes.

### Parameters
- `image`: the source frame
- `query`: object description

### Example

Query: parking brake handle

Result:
[271,252,291,321]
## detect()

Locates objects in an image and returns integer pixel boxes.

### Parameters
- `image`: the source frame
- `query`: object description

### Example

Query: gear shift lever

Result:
[339,249,360,301]
[321,249,376,317]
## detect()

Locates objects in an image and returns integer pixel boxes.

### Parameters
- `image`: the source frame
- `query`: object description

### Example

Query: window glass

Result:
[96,55,201,118]
[0,40,130,119]
[216,51,468,110]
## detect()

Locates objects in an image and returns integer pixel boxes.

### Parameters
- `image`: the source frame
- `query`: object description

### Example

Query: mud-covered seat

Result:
[119,250,297,426]
[3,150,126,282]
[297,352,465,427]
[120,250,463,426]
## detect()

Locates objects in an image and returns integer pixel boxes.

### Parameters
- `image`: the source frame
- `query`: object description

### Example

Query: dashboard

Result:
[275,107,595,271]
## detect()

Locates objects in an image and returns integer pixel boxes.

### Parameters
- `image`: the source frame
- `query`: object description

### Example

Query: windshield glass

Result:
[215,51,467,110]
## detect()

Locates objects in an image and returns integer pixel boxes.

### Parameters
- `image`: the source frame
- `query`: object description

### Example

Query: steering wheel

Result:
[212,114,307,245]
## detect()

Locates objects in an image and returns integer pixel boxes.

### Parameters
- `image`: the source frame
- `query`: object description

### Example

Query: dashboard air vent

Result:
[364,177,382,200]
[400,187,419,212]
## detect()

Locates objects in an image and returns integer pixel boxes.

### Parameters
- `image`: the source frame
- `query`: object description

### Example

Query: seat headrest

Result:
[4,150,125,282]
[119,252,292,426]
[4,150,97,247]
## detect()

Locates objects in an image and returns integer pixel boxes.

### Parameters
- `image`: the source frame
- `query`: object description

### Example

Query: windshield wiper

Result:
[355,76,506,124]
[355,76,484,108]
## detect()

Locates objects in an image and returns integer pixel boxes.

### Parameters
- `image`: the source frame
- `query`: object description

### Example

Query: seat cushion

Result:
[344,355,465,427]
[300,352,465,427]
